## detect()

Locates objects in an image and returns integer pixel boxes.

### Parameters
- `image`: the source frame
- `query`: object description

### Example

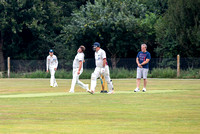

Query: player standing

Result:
[69,45,89,93]
[134,44,151,92]
[46,49,58,87]
[88,42,114,94]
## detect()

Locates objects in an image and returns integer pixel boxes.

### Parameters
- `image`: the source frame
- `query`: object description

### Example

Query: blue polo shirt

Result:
[137,51,151,68]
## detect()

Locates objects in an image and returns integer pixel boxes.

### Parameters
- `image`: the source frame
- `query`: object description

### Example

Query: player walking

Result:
[88,42,114,94]
[46,49,58,87]
[69,46,89,93]
[134,44,151,92]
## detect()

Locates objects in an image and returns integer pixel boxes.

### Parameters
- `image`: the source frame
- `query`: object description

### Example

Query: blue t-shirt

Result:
[136,51,151,68]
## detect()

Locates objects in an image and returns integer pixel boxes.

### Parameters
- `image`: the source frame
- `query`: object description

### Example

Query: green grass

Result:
[0,78,200,134]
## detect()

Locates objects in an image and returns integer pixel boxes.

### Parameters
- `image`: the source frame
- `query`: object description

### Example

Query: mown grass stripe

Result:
[0,90,186,98]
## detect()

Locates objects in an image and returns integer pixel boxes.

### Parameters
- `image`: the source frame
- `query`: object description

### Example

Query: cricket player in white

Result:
[69,46,89,93]
[46,49,58,87]
[88,42,114,94]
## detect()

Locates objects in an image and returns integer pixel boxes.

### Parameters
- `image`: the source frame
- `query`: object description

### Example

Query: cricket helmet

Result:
[49,49,54,53]
[93,42,100,51]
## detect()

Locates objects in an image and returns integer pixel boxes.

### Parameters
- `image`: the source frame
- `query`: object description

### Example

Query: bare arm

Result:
[141,59,150,66]
[136,57,139,65]
[136,57,142,68]
[103,58,106,67]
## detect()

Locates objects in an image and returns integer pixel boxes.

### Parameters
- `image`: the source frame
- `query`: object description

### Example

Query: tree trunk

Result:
[0,31,5,71]
[111,54,120,69]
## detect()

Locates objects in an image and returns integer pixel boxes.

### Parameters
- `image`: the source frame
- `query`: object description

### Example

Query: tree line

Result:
[0,0,199,70]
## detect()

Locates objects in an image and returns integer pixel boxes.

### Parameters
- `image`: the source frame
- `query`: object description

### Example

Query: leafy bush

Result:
[179,69,200,79]
[110,68,136,79]
[149,68,177,78]
[3,68,200,79]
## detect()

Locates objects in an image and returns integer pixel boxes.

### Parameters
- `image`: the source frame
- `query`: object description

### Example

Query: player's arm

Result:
[136,57,139,65]
[141,53,151,66]
[46,57,49,72]
[100,58,107,75]
[102,50,107,68]
[103,58,106,68]
[77,61,83,75]
[55,56,58,71]
[141,59,150,66]
[136,57,142,68]
[101,51,107,75]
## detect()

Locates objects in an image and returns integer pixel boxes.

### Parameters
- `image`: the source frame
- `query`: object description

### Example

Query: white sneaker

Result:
[87,90,94,94]
[53,83,58,87]
[142,88,146,92]
[134,88,140,92]
[107,90,114,94]
[69,90,74,93]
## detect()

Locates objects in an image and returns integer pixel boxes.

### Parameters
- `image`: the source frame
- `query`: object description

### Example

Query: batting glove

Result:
[101,68,105,75]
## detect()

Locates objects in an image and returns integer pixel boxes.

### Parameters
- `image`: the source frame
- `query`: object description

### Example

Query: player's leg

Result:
[137,79,140,88]
[89,67,100,93]
[50,68,55,87]
[104,66,114,94]
[53,69,58,87]
[144,79,147,88]
[49,68,52,87]
[69,69,77,93]
[134,67,142,92]
[142,68,149,92]
[77,69,89,91]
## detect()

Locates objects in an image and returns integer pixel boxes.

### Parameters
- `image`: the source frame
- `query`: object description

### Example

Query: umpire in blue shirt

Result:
[134,44,151,92]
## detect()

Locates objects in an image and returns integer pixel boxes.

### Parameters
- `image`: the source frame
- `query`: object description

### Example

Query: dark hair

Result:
[80,45,86,52]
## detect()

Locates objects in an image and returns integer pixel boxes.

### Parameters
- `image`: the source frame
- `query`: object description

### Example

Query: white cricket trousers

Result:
[49,68,57,87]
[90,65,113,92]
[70,68,88,92]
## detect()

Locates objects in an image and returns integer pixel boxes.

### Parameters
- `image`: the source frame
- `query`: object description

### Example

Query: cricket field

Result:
[0,78,200,134]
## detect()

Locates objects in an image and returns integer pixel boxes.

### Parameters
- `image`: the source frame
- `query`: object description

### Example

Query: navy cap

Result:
[93,42,100,47]
[49,49,54,53]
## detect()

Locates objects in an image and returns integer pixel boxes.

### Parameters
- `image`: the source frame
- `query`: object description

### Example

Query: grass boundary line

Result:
[0,90,187,99]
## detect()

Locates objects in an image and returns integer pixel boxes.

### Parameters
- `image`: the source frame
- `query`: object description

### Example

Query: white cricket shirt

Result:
[95,48,107,68]
[73,52,84,69]
[46,55,58,70]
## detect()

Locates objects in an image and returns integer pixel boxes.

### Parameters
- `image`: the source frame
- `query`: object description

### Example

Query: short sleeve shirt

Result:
[46,55,58,70]
[95,49,106,68]
[137,51,151,68]
[73,53,84,68]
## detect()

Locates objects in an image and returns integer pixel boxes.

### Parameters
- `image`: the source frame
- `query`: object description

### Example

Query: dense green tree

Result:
[140,0,168,15]
[2,0,199,71]
[155,0,200,58]
[60,0,158,68]
[0,0,63,61]
[55,0,94,17]
[0,31,4,71]
[0,0,91,71]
